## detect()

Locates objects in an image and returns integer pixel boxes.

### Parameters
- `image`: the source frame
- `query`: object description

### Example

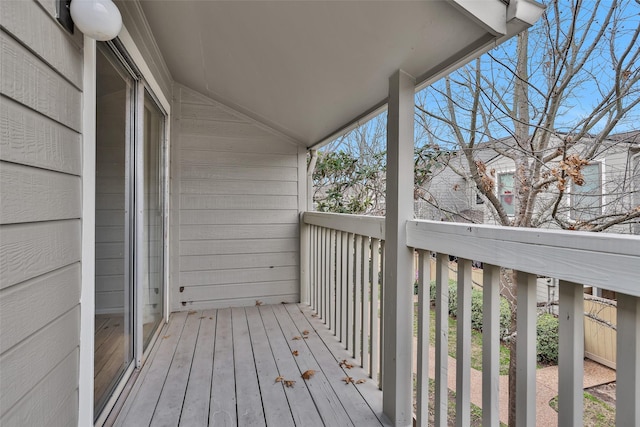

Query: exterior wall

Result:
[0,1,83,425]
[172,85,301,310]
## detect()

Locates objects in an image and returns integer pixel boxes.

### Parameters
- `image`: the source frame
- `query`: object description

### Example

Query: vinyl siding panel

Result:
[0,1,82,424]
[174,85,300,309]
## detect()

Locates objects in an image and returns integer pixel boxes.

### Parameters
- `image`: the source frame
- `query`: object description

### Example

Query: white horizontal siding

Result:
[0,161,81,224]
[0,97,82,175]
[0,3,82,424]
[174,85,301,310]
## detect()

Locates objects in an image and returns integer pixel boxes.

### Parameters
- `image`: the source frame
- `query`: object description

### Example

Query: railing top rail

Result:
[303,211,385,240]
[407,219,640,297]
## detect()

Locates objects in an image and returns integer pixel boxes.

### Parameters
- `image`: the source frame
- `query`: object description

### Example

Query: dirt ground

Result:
[585,381,616,407]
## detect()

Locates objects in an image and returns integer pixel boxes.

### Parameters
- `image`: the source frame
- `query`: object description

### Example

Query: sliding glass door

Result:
[94,42,167,420]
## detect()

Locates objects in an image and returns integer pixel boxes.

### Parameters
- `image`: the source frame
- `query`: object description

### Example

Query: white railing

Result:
[303,212,640,427]
[303,212,385,387]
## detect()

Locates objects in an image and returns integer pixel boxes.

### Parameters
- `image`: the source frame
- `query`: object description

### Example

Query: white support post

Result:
[382,69,415,427]
[516,271,537,426]
[299,146,313,305]
[416,250,431,427]
[482,264,500,427]
[434,253,449,427]
[616,293,640,427]
[558,280,584,427]
[455,258,472,427]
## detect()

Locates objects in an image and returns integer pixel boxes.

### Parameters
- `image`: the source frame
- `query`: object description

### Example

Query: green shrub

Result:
[430,279,512,340]
[536,313,559,364]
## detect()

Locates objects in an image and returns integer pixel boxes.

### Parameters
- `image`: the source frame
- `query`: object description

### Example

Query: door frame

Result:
[79,22,171,426]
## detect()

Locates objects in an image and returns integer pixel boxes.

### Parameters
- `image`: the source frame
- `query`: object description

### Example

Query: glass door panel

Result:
[94,45,134,417]
[141,90,165,350]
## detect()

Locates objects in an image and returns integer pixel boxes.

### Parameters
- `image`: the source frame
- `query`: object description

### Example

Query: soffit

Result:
[139,1,506,146]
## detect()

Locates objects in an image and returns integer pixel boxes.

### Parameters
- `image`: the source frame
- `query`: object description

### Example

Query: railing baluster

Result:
[434,253,449,427]
[558,280,584,426]
[311,225,317,312]
[416,250,431,427]
[379,240,385,391]
[516,271,537,426]
[455,258,472,427]
[329,229,336,333]
[370,238,381,386]
[354,234,363,362]
[347,233,355,351]
[320,227,326,322]
[616,293,640,426]
[335,231,343,339]
[482,264,500,427]
[341,231,348,346]
[362,237,371,373]
[325,228,331,326]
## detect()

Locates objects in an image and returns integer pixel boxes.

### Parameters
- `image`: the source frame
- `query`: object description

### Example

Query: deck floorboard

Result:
[113,304,385,426]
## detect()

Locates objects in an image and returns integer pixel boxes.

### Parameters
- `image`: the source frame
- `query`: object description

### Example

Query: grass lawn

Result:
[414,303,511,375]
[413,377,506,427]
[549,392,616,427]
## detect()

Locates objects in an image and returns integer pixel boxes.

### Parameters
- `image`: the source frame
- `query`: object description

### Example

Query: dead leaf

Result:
[292,350,299,356]
[292,336,301,340]
[302,330,310,335]
[284,380,296,388]
[339,359,354,369]
[255,300,263,306]
[188,310,197,315]
[163,335,170,339]
[356,379,367,384]
[275,376,284,383]
[200,316,206,319]
[311,313,318,318]
[301,370,315,380]
[303,336,309,339]
[343,376,354,384]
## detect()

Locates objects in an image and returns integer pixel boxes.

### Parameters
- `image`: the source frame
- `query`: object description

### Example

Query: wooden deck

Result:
[112,304,388,426]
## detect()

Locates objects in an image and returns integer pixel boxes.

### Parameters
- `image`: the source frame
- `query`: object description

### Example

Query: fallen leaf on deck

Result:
[303,336,309,339]
[301,370,315,380]
[292,336,301,340]
[163,335,170,339]
[339,359,354,369]
[275,376,284,383]
[284,380,296,388]
[311,314,318,318]
[343,376,354,384]
[302,330,310,335]
[200,316,206,319]
[188,310,197,315]
[292,350,299,356]
[356,379,367,384]
[255,300,263,306]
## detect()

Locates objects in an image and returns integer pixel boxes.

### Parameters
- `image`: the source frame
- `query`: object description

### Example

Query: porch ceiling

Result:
[138,0,541,147]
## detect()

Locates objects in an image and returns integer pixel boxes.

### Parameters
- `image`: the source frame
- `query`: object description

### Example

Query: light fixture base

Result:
[56,0,74,34]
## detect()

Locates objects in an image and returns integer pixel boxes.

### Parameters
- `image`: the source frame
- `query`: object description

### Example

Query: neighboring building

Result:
[416,131,640,235]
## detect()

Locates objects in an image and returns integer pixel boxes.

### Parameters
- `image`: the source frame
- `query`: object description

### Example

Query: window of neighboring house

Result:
[570,162,602,221]
[497,172,515,216]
